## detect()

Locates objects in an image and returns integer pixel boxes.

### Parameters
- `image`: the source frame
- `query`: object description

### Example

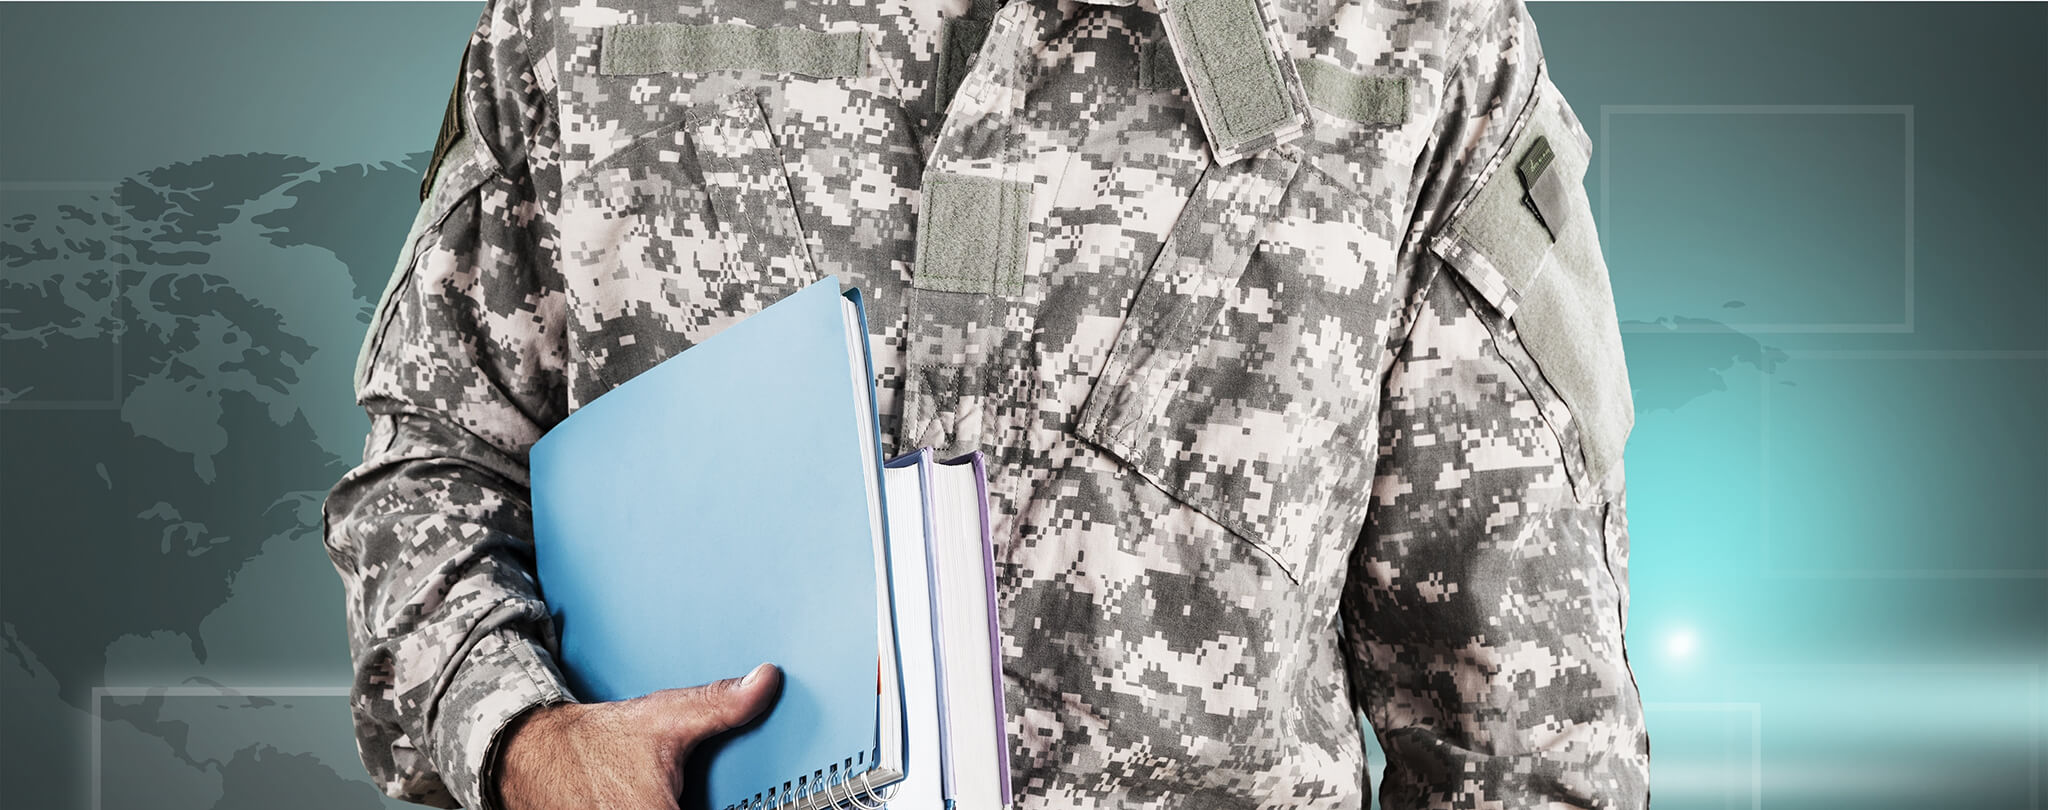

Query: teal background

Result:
[0,2,2041,808]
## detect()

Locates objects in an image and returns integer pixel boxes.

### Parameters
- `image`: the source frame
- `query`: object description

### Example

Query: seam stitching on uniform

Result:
[1087,417,1301,585]
[1444,272,1595,503]
[1378,254,1444,397]
[1436,59,1549,231]
[1425,56,1554,317]
[360,158,494,397]
[561,116,691,194]
[748,91,824,281]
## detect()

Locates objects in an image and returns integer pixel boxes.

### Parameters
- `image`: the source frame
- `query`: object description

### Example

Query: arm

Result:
[320,0,574,805]
[322,6,786,807]
[1339,1,1650,806]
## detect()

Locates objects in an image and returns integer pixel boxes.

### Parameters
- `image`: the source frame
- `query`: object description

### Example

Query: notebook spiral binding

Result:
[727,751,896,810]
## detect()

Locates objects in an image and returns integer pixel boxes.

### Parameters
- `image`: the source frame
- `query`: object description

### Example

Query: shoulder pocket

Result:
[1426,64,1634,502]
[355,133,495,398]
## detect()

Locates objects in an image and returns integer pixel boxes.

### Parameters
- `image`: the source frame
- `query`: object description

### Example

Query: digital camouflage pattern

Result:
[321,0,1649,807]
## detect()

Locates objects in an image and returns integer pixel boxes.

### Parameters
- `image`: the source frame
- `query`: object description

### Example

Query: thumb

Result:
[652,663,782,749]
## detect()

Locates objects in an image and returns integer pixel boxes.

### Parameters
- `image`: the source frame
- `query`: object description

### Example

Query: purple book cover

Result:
[937,449,1009,803]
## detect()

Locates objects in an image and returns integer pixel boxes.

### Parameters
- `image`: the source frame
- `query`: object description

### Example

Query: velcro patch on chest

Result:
[1144,48,1409,128]
[912,171,1032,295]
[598,22,867,78]
[1158,0,1310,164]
[1295,58,1408,126]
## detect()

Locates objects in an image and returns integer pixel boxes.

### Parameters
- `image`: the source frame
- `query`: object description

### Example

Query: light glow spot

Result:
[1667,627,1699,660]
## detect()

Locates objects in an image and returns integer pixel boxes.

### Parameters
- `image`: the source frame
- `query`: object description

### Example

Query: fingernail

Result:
[741,663,769,688]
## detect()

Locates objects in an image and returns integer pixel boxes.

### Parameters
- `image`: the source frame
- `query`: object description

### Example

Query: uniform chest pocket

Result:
[1072,147,1388,589]
[1426,65,1635,503]
[560,88,826,394]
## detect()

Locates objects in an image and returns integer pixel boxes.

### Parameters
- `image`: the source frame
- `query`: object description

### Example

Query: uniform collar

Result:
[1068,0,1310,164]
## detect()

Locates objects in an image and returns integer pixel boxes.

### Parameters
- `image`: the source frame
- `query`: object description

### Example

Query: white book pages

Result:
[878,461,946,809]
[931,461,1006,809]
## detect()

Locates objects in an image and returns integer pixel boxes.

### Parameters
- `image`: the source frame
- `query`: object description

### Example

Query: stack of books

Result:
[528,277,1010,810]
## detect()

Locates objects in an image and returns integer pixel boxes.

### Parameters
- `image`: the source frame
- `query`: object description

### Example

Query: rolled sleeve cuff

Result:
[427,628,577,810]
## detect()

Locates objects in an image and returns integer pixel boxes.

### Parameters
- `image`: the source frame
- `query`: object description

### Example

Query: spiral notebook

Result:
[530,277,903,810]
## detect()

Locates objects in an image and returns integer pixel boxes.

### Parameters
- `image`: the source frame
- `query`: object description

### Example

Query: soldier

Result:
[322,0,1649,808]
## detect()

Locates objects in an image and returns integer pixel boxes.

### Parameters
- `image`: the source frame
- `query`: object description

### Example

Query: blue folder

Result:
[529,276,900,810]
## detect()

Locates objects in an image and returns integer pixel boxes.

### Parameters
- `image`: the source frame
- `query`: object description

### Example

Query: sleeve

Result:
[319,0,578,806]
[1338,0,1651,807]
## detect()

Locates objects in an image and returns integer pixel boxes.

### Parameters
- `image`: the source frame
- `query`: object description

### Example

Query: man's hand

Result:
[495,662,782,810]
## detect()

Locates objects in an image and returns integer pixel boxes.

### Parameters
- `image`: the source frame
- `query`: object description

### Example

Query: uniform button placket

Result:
[900,0,1034,458]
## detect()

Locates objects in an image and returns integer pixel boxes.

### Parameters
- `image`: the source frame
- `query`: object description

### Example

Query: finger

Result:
[651,663,782,746]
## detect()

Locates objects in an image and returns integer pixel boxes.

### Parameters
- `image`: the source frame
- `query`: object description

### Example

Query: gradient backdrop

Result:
[1,2,2042,808]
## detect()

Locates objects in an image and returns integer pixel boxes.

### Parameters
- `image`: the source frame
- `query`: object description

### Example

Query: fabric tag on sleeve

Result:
[1517,134,1570,241]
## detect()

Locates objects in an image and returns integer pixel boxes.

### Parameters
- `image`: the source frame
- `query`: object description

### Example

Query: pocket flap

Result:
[1425,66,1635,499]
[1072,148,1323,583]
[1427,69,1594,320]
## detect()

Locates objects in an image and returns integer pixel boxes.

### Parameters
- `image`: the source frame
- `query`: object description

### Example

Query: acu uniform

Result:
[322,0,1650,807]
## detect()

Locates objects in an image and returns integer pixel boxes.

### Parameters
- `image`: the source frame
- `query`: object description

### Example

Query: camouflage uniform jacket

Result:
[321,0,1649,807]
